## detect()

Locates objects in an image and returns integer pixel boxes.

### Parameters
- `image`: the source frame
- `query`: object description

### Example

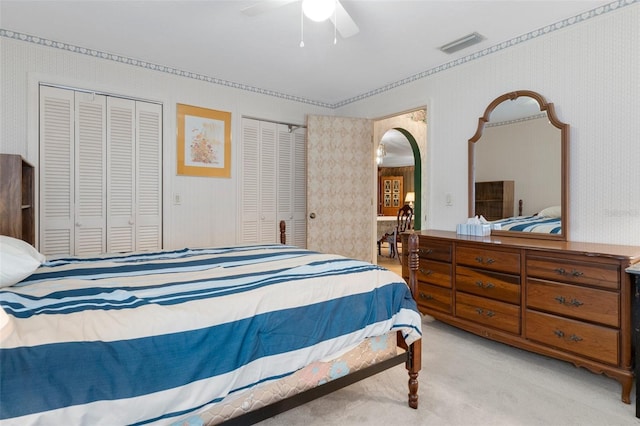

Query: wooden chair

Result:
[391,205,413,262]
[377,231,392,257]
[377,205,413,260]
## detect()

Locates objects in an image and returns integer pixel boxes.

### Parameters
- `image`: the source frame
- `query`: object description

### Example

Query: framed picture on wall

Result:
[177,103,231,177]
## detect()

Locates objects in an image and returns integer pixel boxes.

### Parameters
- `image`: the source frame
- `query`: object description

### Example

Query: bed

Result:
[0,224,422,425]
[490,215,562,234]
[490,204,562,234]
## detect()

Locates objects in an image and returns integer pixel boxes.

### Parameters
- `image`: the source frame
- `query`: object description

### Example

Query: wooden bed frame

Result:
[220,222,421,424]
[3,213,421,425]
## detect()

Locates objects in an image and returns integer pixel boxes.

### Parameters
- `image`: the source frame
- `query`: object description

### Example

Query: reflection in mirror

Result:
[469,90,569,241]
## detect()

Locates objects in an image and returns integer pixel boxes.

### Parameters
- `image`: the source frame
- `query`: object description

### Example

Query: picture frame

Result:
[177,103,231,177]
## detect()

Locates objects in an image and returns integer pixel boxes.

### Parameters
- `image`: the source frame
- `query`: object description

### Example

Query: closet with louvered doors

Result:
[239,118,278,244]
[39,85,162,257]
[276,124,306,248]
[239,118,306,247]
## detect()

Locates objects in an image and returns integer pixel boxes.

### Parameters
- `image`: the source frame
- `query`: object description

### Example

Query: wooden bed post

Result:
[406,232,421,409]
[408,233,419,299]
[279,220,286,244]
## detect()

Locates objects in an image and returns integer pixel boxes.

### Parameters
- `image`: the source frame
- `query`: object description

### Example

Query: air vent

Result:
[439,32,485,54]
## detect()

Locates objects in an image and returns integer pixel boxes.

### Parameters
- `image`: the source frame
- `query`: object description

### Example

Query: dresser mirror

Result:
[468,90,569,241]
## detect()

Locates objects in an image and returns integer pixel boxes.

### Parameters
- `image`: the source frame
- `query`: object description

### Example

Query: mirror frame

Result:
[468,90,569,241]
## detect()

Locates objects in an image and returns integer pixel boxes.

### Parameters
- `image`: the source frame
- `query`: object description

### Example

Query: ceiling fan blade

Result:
[330,0,359,38]
[241,0,297,17]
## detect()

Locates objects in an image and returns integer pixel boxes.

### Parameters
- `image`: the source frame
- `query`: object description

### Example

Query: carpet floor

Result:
[259,315,639,425]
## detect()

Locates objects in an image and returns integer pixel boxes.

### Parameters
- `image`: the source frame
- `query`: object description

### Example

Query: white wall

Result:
[478,117,561,216]
[0,37,331,249]
[2,4,639,248]
[338,5,640,246]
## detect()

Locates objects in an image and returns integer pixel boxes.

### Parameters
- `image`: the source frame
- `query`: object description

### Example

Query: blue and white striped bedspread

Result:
[492,215,562,234]
[0,244,422,425]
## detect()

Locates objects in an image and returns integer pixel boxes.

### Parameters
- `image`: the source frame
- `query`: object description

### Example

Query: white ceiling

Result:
[1,0,611,108]
[379,129,414,167]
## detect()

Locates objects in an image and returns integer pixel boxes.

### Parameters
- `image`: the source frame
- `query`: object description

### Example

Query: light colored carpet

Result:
[259,315,639,425]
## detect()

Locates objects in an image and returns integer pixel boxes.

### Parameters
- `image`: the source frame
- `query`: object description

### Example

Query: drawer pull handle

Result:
[554,268,585,278]
[553,329,583,342]
[554,296,584,307]
[419,268,433,276]
[475,256,495,265]
[475,308,495,318]
[419,292,433,300]
[420,249,433,255]
[475,280,495,289]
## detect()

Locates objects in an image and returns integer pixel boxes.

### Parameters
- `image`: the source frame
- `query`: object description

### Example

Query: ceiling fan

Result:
[241,0,360,39]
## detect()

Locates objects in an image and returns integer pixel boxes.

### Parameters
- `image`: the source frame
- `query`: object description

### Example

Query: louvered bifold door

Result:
[39,86,75,256]
[259,122,277,243]
[277,126,293,245]
[292,129,307,248]
[240,118,260,243]
[106,97,136,253]
[276,125,307,248]
[135,101,162,251]
[74,92,107,256]
[240,118,277,244]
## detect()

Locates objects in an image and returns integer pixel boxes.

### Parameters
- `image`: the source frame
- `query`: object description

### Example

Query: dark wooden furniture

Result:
[402,230,640,404]
[625,264,640,417]
[379,175,404,217]
[377,233,390,256]
[0,154,34,245]
[474,180,514,220]
[392,205,413,261]
[377,205,413,260]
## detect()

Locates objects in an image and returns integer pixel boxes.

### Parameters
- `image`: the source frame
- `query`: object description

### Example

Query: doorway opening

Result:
[374,109,425,263]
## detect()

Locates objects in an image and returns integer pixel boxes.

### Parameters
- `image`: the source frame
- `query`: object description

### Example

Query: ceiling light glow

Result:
[302,0,336,22]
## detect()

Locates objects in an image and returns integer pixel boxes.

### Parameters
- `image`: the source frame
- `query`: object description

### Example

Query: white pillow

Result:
[538,205,562,218]
[0,236,45,288]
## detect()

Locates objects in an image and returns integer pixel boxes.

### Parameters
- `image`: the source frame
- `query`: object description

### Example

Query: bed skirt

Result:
[173,332,400,425]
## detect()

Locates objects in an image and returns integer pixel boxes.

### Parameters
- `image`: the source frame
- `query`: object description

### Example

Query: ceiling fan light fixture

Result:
[376,143,386,165]
[302,0,336,22]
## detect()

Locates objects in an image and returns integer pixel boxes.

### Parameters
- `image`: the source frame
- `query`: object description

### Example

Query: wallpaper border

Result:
[0,0,636,109]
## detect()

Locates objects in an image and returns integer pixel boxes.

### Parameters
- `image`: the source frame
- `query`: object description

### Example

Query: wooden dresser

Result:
[0,154,35,245]
[402,230,640,403]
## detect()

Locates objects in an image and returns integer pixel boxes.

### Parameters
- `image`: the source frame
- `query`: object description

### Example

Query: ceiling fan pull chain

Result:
[333,0,337,45]
[300,4,305,48]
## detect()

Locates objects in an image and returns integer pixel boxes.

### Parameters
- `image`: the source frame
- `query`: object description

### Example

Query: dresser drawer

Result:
[456,266,520,304]
[526,256,619,290]
[416,282,452,314]
[525,310,619,365]
[418,239,452,262]
[527,279,619,327]
[455,292,520,334]
[417,259,452,288]
[456,246,520,275]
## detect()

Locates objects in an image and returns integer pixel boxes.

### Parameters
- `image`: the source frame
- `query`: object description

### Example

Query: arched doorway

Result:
[395,128,421,229]
[376,128,422,229]
[375,127,422,266]
[373,108,426,264]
